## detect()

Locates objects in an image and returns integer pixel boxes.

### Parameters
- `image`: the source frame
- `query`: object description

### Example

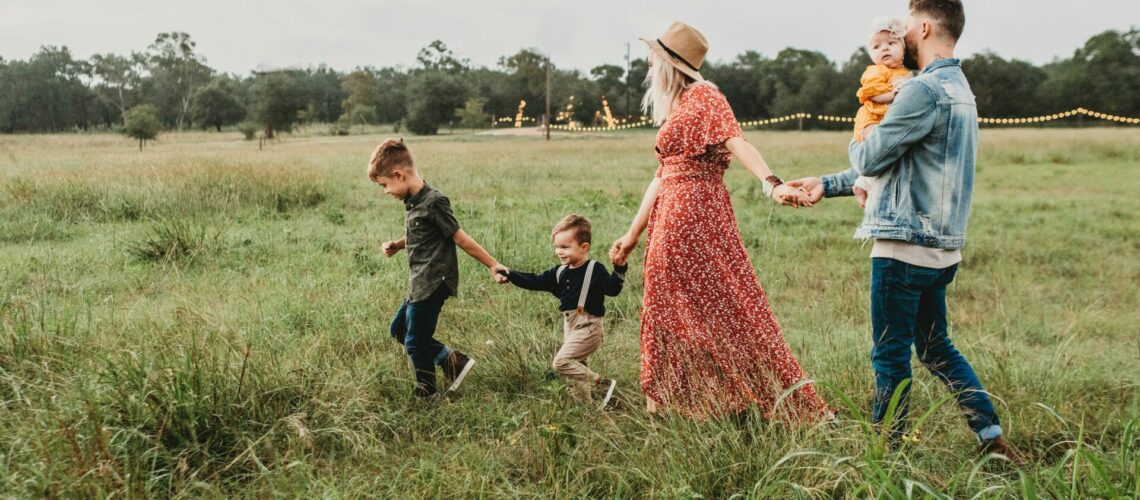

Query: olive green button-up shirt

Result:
[403,183,460,302]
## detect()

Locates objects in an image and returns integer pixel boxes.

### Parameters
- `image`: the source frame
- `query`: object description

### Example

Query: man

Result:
[790,0,1024,463]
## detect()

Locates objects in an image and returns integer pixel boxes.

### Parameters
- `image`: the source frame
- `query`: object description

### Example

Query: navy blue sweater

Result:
[506,261,627,317]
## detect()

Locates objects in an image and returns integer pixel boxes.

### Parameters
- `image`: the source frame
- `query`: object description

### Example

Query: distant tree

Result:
[123,104,161,150]
[374,67,410,124]
[147,32,213,130]
[302,65,345,123]
[0,46,93,133]
[499,48,549,111]
[963,51,1047,118]
[191,76,246,131]
[704,51,777,120]
[341,69,381,129]
[91,53,145,124]
[589,64,626,118]
[454,97,490,129]
[1038,29,1140,116]
[251,70,306,138]
[416,40,469,74]
[468,67,515,119]
[625,58,649,117]
[405,71,468,135]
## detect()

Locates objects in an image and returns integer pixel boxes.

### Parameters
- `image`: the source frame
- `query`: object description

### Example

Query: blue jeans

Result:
[390,285,453,394]
[870,258,1002,441]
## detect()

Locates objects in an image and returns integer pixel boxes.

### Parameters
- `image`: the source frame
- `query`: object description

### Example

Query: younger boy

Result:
[496,214,626,408]
[370,138,508,399]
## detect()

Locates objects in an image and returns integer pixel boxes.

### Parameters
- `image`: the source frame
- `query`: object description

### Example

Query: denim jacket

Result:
[823,58,977,250]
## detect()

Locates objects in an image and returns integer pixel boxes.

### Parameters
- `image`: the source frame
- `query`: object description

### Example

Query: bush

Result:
[127,219,219,265]
[239,121,259,141]
[455,97,490,129]
[123,105,161,150]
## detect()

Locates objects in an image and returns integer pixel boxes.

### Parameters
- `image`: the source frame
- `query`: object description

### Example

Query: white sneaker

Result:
[598,379,617,410]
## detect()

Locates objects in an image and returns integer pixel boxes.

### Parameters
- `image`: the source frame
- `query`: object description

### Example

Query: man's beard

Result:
[903,45,920,70]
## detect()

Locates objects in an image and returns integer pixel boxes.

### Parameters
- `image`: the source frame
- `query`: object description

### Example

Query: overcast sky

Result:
[2,0,1137,74]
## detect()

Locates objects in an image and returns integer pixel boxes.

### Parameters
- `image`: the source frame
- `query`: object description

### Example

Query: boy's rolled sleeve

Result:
[430,196,461,237]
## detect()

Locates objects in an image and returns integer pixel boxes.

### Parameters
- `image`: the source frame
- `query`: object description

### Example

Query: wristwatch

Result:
[762,175,784,197]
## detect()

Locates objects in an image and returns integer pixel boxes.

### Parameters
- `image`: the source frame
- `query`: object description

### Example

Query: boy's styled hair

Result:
[909,0,965,42]
[551,214,592,245]
[368,138,414,181]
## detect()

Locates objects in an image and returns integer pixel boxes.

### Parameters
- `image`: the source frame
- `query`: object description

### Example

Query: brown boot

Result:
[977,437,1027,467]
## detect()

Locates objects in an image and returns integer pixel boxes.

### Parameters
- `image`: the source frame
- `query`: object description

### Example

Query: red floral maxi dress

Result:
[640,82,829,420]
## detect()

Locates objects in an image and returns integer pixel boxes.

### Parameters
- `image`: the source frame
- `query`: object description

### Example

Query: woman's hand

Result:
[772,184,813,208]
[609,232,639,265]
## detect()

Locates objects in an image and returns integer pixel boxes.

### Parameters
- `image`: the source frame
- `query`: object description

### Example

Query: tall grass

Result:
[0,128,1137,496]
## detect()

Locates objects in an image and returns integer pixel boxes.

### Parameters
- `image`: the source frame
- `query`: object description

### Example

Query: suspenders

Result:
[555,260,596,314]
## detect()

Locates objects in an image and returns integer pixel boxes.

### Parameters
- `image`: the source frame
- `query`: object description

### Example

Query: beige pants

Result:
[554,310,604,402]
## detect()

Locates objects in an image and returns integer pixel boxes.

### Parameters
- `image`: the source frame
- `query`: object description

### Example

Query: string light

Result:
[976,107,1140,125]
[533,106,1140,132]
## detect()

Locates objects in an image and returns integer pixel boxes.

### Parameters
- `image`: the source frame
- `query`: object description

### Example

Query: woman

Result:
[610,21,830,421]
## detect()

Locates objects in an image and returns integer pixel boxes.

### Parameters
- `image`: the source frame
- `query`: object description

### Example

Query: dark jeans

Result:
[390,285,452,394]
[870,258,1001,441]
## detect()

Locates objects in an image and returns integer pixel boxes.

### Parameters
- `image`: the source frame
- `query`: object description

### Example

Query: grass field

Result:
[1,128,1138,497]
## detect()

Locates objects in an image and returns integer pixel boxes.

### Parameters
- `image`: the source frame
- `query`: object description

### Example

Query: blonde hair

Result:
[641,51,700,126]
[867,17,907,54]
[367,138,414,181]
[551,214,592,245]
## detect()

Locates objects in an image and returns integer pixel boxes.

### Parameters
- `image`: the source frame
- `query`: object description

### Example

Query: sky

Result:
[2,0,1137,74]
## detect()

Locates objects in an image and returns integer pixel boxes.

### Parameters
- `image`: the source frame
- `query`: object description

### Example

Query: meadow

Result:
[0,127,1137,497]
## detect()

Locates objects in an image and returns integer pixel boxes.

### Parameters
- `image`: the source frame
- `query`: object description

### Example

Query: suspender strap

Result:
[577,260,595,313]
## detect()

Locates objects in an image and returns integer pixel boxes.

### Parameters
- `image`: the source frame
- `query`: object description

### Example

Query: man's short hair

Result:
[910,0,965,42]
[368,138,414,181]
[551,214,592,245]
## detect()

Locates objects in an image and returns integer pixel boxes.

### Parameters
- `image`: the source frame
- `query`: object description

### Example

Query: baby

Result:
[853,17,913,208]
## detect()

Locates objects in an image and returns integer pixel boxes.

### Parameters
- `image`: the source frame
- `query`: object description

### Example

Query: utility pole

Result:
[624,42,631,119]
[545,57,552,141]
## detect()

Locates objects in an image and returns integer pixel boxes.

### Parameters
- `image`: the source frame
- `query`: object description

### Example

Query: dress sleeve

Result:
[856,66,895,104]
[679,84,743,157]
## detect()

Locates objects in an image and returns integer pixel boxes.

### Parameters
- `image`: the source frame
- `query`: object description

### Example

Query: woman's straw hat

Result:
[640,21,707,82]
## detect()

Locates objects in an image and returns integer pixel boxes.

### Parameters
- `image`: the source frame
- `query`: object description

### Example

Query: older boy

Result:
[370,138,508,399]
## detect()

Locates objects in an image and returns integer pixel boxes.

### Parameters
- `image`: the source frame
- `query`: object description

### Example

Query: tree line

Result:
[1,29,1137,137]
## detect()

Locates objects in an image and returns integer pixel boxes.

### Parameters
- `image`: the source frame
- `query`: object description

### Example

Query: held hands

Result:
[609,232,637,266]
[787,176,867,209]
[786,177,825,205]
[490,264,510,284]
[380,239,405,257]
[771,184,814,208]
